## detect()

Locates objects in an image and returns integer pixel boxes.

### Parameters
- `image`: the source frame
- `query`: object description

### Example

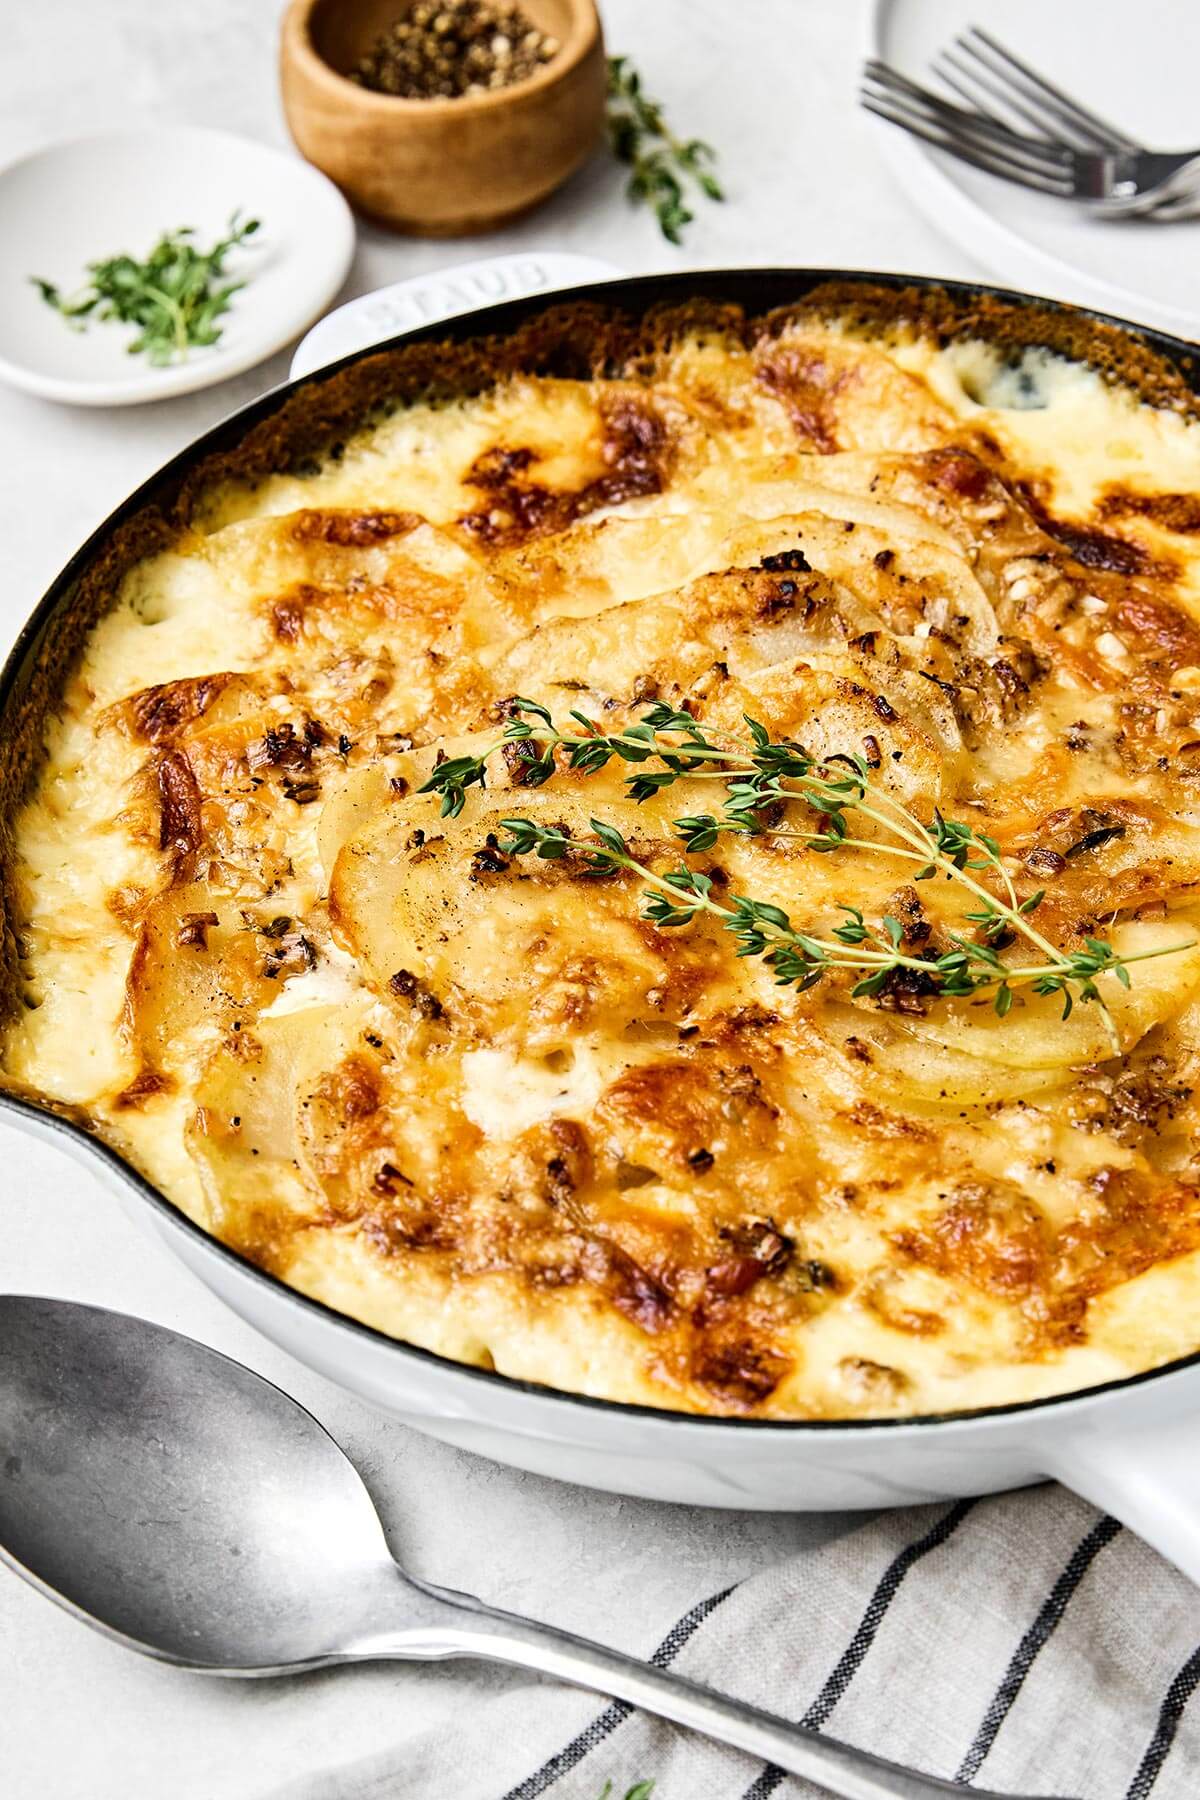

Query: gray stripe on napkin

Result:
[502,1584,736,1800]
[1127,1645,1200,1800]
[742,1500,977,1799]
[265,1484,1200,1800]
[956,1513,1122,1782]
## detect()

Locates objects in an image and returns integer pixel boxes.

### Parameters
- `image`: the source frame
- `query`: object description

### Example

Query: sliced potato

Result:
[484,510,747,627]
[125,883,277,1075]
[329,788,697,1042]
[188,1007,342,1232]
[190,992,461,1236]
[316,731,505,884]
[487,553,877,714]
[711,658,954,807]
[814,1003,1071,1107]
[722,509,1000,655]
[885,917,1200,1069]
[317,764,403,887]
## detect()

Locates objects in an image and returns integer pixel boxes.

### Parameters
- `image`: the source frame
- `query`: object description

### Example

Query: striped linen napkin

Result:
[278,1483,1199,1800]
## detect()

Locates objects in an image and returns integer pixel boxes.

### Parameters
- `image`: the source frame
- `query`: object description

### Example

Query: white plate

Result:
[866,0,1200,338]
[291,252,623,379]
[0,128,355,406]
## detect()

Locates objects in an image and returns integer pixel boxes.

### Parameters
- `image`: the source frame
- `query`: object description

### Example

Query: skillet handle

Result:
[1045,1414,1200,1586]
[289,251,623,378]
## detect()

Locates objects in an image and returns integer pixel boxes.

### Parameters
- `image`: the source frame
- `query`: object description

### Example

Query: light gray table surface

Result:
[0,3,1119,1795]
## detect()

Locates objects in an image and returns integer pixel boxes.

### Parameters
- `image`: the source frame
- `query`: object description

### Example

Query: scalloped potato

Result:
[7,299,1200,1418]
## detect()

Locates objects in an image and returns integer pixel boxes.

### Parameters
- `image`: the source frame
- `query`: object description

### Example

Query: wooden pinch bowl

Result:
[280,0,606,237]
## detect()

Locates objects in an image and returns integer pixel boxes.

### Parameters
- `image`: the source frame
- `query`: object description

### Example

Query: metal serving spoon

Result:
[0,1296,1070,1800]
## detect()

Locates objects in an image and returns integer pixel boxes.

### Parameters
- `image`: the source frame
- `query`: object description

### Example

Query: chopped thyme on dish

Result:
[32,211,260,366]
[420,698,1195,1052]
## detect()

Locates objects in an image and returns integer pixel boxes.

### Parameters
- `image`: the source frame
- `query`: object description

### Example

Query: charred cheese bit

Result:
[6,311,1200,1419]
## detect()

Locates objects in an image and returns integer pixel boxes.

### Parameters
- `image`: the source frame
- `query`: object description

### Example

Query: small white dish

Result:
[290,251,622,379]
[0,128,355,407]
[866,0,1200,339]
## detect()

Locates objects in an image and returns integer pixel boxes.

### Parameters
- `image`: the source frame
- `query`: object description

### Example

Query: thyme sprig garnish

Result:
[606,56,722,244]
[32,211,260,366]
[420,699,1195,1049]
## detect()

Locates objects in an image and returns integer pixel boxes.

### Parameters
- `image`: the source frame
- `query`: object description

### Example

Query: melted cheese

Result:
[6,308,1200,1418]
[459,1047,613,1140]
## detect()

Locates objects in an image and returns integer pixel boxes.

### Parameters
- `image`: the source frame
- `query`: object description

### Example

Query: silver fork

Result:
[860,58,1200,215]
[931,26,1200,218]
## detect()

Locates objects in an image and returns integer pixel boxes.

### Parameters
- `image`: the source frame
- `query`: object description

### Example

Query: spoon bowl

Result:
[0,1295,405,1670]
[0,1295,1075,1800]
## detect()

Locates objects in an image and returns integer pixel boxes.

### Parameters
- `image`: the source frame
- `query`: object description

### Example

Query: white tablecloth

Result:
[0,4,1161,1795]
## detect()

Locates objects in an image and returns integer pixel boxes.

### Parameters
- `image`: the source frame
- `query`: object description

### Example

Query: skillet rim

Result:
[5,262,1200,1435]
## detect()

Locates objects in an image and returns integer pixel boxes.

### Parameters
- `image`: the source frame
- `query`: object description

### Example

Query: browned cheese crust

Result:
[7,295,1200,1417]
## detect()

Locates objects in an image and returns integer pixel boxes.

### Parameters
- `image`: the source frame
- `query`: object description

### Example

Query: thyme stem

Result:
[418,699,1196,1049]
[607,845,1188,992]
[605,56,723,244]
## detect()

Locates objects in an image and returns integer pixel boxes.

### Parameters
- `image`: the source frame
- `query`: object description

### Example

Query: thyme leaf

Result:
[32,212,260,366]
[606,56,723,243]
[418,698,1196,1051]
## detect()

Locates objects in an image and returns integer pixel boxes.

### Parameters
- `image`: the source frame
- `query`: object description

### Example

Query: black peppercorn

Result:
[350,0,560,101]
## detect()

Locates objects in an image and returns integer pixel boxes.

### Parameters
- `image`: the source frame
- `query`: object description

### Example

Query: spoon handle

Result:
[404,1578,1069,1800]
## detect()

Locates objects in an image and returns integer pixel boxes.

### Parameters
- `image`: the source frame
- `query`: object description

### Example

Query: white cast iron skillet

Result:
[4,266,1199,1579]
